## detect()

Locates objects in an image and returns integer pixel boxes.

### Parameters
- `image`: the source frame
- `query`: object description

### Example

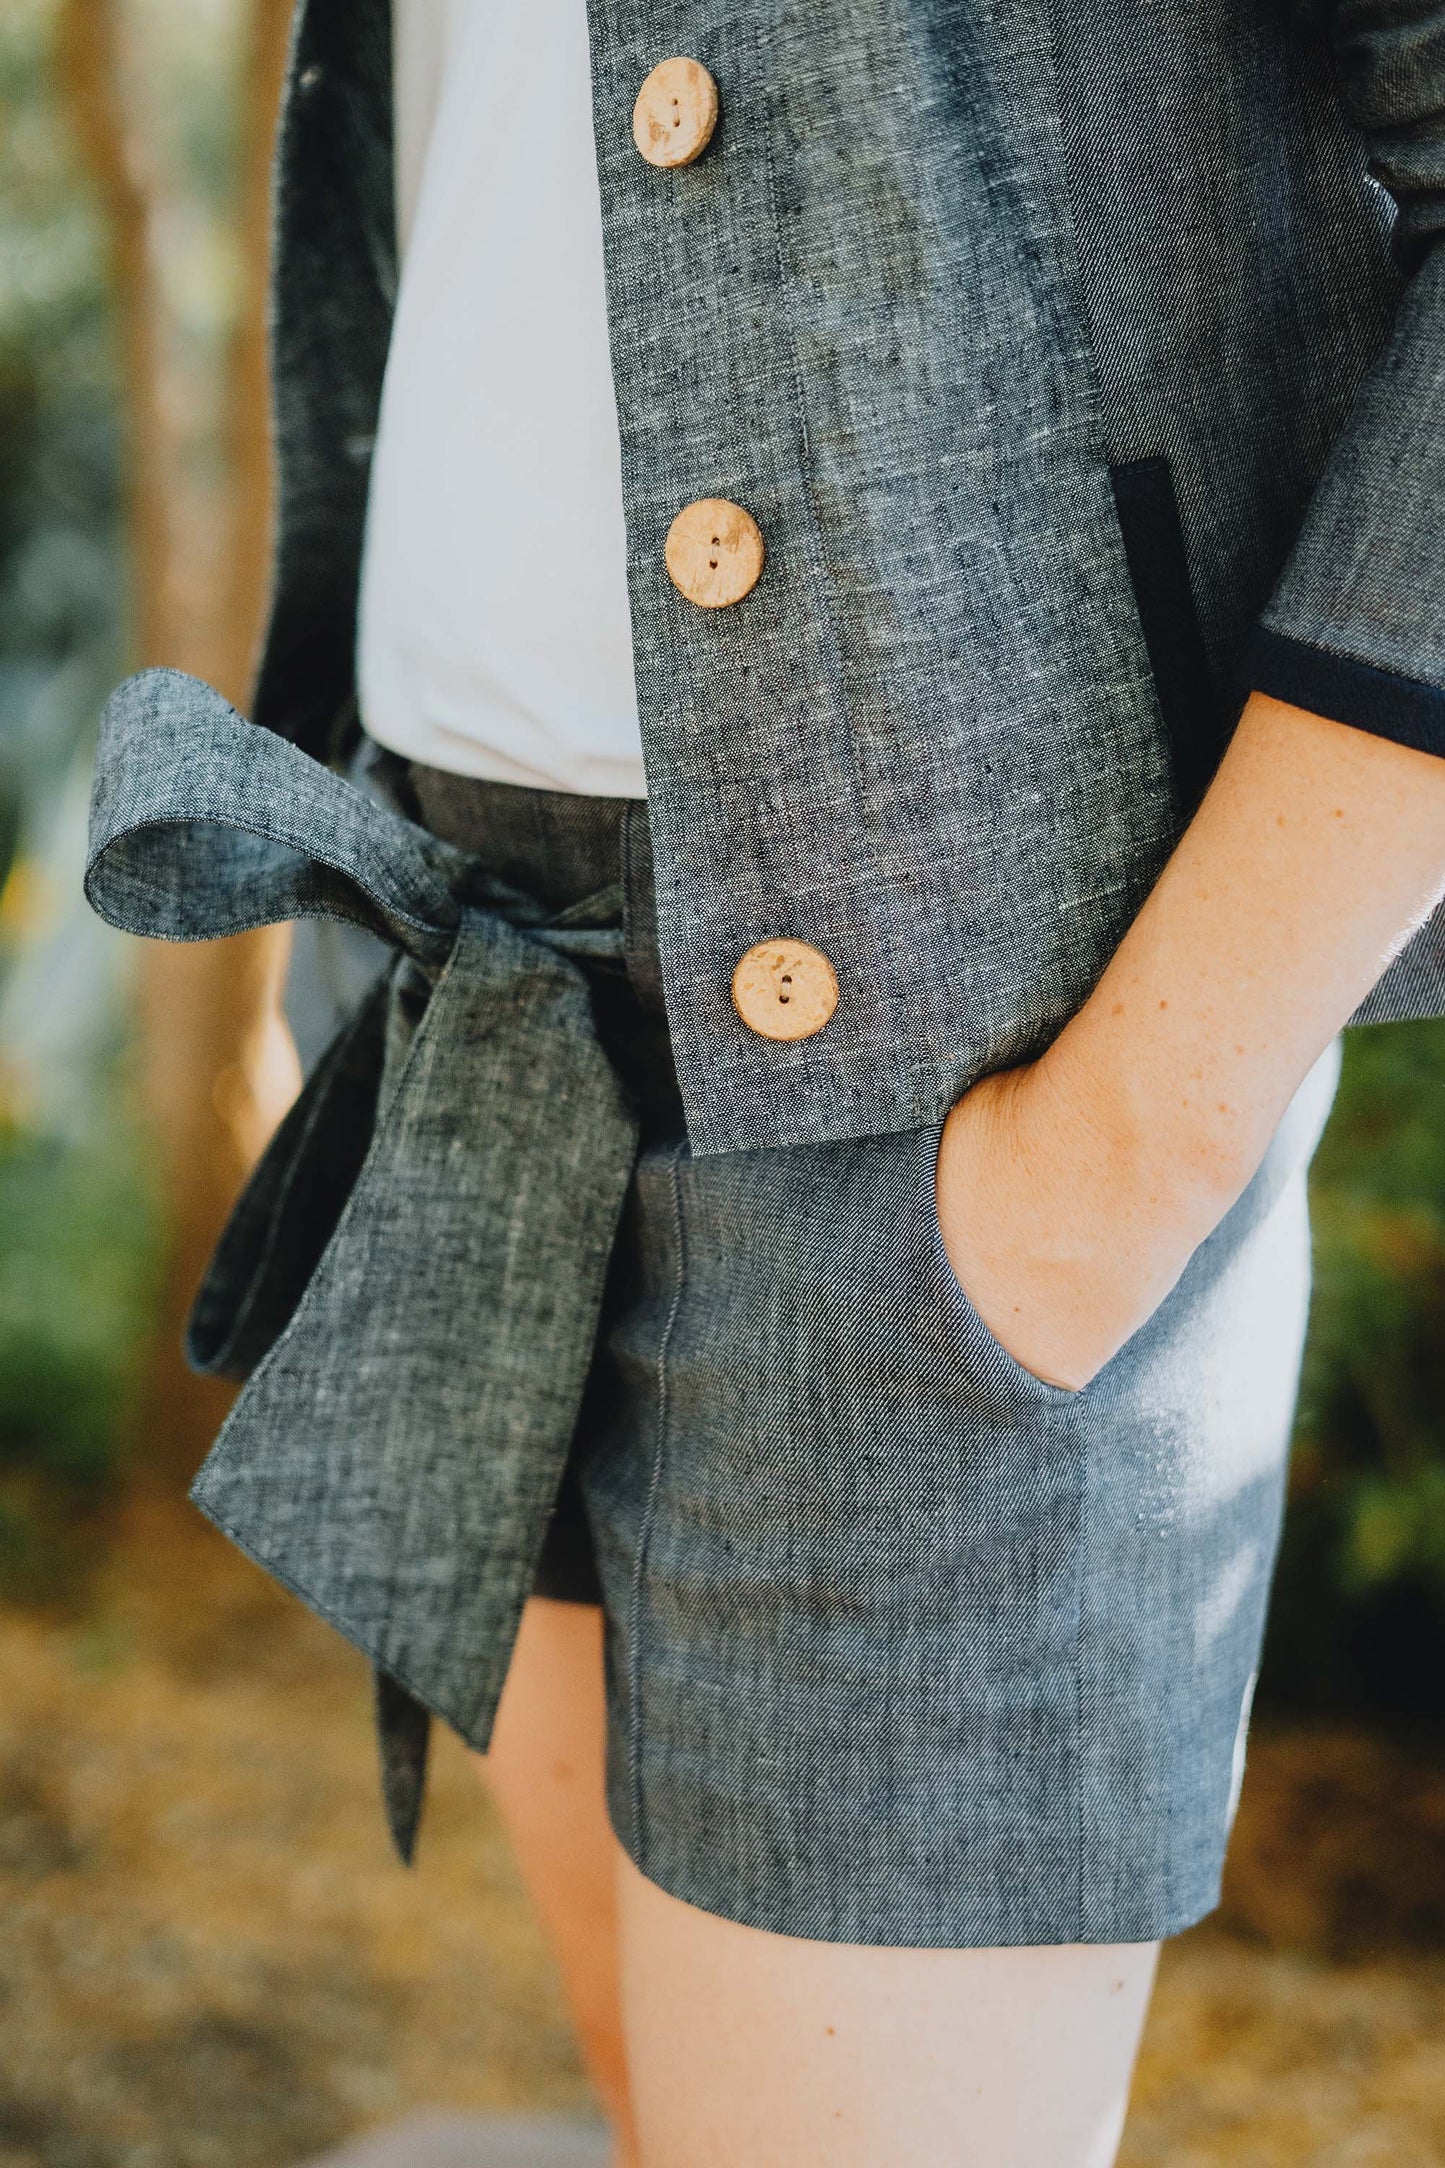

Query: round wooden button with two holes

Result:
[731,940,839,1042]
[632,58,719,169]
[665,497,764,608]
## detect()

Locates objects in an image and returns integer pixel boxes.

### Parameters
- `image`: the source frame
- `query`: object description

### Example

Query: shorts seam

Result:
[626,1143,687,1865]
[1072,1408,1090,1943]
[621,799,639,988]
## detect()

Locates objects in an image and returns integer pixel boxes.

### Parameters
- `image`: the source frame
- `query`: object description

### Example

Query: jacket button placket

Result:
[633,53,838,1045]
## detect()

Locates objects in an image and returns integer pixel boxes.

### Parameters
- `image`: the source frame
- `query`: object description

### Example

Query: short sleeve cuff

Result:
[1249,626,1445,761]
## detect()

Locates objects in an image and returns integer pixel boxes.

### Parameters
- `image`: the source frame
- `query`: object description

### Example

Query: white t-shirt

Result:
[356,0,646,796]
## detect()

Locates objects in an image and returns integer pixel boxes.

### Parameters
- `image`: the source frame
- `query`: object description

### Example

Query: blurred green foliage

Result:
[1267,1021,1445,1715]
[0,0,125,854]
[0,0,159,1597]
[0,1120,160,1600]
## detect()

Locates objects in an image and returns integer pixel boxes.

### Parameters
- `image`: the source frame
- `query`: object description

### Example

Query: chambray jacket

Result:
[247,0,1445,1163]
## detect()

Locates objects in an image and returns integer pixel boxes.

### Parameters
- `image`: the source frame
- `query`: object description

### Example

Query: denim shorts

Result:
[406,761,1338,1950]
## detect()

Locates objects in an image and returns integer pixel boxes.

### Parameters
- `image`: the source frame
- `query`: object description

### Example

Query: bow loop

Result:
[85,668,467,966]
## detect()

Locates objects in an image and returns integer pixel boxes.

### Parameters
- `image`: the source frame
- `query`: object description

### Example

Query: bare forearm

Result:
[1044,692,1445,1214]
[938,693,1445,1389]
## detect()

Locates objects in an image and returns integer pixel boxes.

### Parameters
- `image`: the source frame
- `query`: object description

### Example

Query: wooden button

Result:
[632,58,719,169]
[665,498,764,608]
[732,940,839,1042]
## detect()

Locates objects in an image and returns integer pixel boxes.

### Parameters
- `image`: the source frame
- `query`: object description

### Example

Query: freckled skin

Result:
[476,1611,1162,2166]
[618,1854,1161,2166]
[938,694,1445,1391]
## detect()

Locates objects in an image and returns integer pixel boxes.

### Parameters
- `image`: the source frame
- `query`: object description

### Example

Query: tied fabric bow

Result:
[85,668,640,1862]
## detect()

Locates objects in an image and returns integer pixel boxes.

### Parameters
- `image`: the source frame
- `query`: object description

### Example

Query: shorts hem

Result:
[603,1772,1219,1950]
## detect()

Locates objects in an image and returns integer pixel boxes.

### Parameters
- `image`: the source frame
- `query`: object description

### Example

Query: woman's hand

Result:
[935,1055,1232,1393]
[935,694,1445,1393]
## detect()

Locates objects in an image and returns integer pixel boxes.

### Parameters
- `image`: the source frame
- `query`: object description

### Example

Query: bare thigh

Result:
[474,1597,636,2155]
[617,1849,1159,2168]
[479,1602,1158,2168]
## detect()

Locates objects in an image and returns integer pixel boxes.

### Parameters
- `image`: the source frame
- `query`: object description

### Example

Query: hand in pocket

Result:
[935,1058,1222,1393]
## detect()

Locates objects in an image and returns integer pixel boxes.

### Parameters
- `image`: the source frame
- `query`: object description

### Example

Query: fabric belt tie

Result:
[85,670,640,1861]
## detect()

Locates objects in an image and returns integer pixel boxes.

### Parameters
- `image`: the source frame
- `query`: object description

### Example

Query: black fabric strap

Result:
[1108,458,1225,817]
[1250,626,1445,760]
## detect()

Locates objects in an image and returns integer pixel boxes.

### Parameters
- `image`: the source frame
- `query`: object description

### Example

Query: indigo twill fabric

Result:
[86,663,1340,1942]
[247,0,1445,1163]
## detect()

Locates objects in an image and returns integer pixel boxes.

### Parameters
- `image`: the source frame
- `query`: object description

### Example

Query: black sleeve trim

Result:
[1108,456,1225,818]
[1249,627,1445,760]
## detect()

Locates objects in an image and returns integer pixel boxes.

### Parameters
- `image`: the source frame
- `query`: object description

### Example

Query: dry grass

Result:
[1,1497,1442,2168]
[1122,1730,1445,2167]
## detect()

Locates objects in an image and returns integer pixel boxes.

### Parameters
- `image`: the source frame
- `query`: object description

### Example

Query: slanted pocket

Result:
[1109,456,1226,819]
[919,1124,1083,1405]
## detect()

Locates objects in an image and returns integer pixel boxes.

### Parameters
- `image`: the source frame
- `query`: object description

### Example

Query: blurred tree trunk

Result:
[220,0,297,711]
[59,0,300,1480]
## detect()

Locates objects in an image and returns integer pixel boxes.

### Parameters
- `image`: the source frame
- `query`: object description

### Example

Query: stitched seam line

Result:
[621,798,639,990]
[92,807,457,936]
[1072,1400,1091,1943]
[626,1145,687,1864]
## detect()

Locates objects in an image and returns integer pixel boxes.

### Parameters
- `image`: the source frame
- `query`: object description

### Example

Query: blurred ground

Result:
[1,1499,1442,2168]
